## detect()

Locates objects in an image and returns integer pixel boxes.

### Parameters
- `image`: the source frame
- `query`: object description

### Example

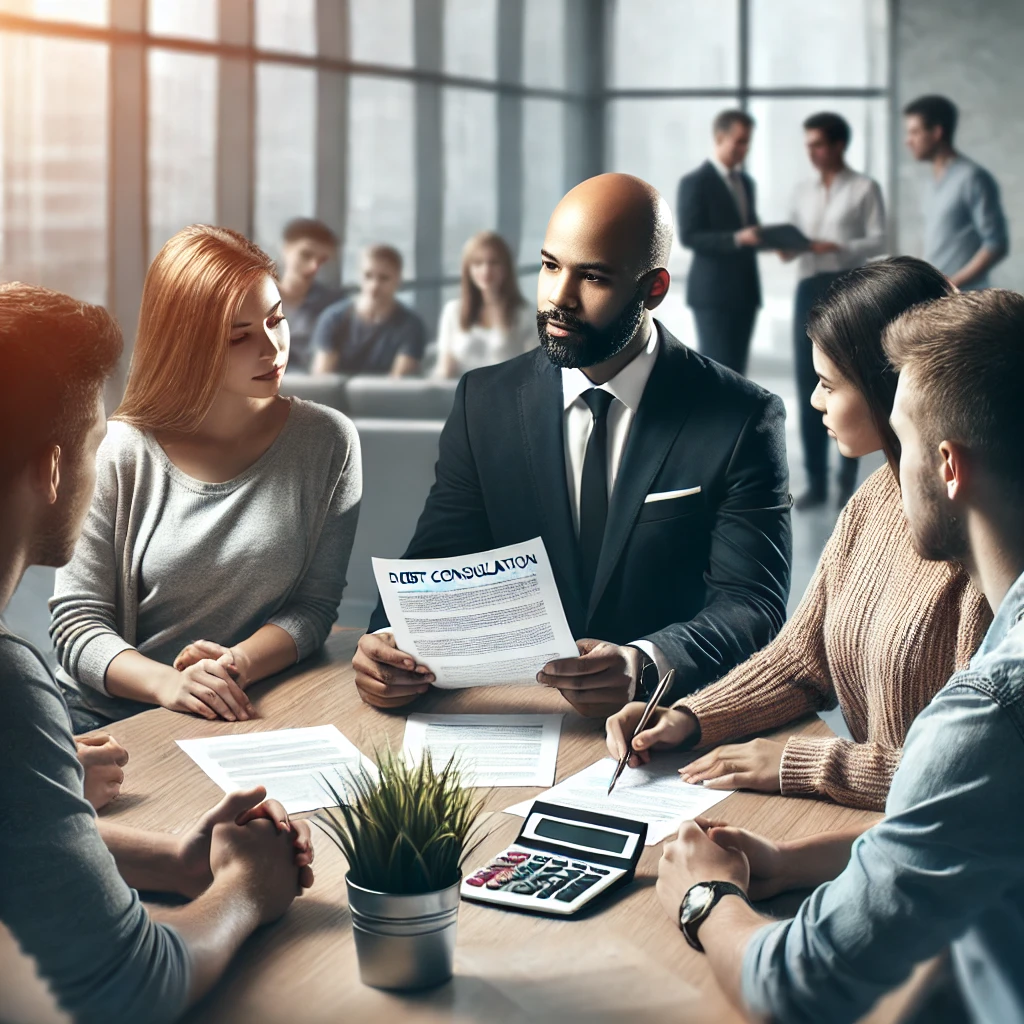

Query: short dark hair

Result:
[803,111,851,148]
[883,289,1024,495]
[0,283,122,482]
[363,243,403,274]
[712,109,754,136]
[903,94,958,145]
[807,257,954,472]
[281,217,339,248]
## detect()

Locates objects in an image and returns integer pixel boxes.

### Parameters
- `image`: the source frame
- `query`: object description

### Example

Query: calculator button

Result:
[549,859,567,867]
[486,867,517,889]
[572,862,589,870]
[591,867,610,875]
[507,852,529,863]
[554,885,583,903]
[576,875,601,890]
[508,880,544,895]
[465,875,487,887]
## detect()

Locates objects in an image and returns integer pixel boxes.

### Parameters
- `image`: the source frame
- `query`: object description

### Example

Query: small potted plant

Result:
[317,749,487,991]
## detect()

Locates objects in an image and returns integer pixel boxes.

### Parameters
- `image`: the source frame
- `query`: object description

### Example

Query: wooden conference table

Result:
[97,630,937,1024]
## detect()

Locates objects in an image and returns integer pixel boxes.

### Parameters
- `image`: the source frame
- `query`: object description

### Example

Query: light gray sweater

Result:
[51,398,361,723]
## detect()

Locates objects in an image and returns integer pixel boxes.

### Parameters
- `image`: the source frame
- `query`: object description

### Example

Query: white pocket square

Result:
[644,486,701,503]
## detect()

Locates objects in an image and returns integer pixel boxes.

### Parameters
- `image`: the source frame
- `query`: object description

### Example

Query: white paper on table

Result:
[403,714,562,787]
[176,725,377,814]
[503,757,734,846]
[372,537,577,689]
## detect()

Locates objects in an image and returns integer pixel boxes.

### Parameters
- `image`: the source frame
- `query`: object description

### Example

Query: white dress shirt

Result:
[790,167,887,280]
[434,298,538,377]
[561,326,667,681]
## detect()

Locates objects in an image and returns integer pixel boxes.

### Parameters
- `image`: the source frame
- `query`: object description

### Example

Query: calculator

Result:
[460,800,648,916]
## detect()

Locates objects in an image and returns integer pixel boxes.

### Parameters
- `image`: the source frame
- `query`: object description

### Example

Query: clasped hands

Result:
[353,632,641,716]
[161,639,257,723]
[174,785,314,902]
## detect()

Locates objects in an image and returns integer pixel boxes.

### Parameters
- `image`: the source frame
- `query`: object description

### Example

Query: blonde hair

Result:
[459,231,523,332]
[114,225,276,433]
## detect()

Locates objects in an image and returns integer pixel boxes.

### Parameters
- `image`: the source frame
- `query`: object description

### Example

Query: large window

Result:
[607,0,890,355]
[0,0,889,366]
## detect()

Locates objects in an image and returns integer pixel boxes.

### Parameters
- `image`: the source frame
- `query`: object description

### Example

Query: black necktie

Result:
[579,388,615,598]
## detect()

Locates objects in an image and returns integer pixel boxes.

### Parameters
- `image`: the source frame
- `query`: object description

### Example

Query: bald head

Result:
[536,174,673,375]
[548,173,673,278]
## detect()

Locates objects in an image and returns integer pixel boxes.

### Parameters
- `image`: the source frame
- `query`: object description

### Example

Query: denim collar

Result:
[976,567,1024,660]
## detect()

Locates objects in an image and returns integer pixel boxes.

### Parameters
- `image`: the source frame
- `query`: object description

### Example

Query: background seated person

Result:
[354,174,791,717]
[0,282,312,1024]
[275,216,341,373]
[606,257,989,811]
[434,230,537,378]
[311,243,425,377]
[654,289,1024,1024]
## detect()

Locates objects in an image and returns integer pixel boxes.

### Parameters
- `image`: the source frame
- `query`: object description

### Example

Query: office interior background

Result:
[2,0,1022,665]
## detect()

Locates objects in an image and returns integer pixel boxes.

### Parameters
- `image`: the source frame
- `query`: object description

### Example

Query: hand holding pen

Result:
[604,683,700,774]
[607,670,676,793]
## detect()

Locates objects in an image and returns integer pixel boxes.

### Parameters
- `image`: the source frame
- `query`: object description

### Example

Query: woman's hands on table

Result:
[353,631,434,709]
[679,737,786,792]
[157,657,256,723]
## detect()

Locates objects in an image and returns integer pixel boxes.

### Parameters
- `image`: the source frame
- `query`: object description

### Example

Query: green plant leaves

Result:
[314,747,489,895]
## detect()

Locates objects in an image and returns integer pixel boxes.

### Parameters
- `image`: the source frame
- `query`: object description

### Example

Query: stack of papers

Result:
[177,725,376,813]
[403,713,562,787]
[505,757,734,845]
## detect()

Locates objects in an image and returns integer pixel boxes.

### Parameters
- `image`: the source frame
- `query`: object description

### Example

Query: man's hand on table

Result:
[657,819,750,926]
[175,786,314,900]
[679,737,786,792]
[353,631,434,709]
[693,820,796,901]
[537,639,640,718]
[76,733,129,810]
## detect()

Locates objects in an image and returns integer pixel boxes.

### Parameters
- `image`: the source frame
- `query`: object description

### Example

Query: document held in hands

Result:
[504,757,734,846]
[403,713,562,787]
[176,725,377,814]
[372,538,578,689]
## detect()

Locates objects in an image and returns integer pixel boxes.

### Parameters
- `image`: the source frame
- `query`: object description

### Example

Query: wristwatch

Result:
[679,880,750,953]
[629,648,660,701]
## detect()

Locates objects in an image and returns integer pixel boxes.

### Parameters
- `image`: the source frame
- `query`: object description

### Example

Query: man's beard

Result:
[909,471,969,563]
[536,287,646,370]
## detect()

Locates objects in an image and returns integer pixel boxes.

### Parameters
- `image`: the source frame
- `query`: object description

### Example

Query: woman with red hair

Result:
[51,225,362,729]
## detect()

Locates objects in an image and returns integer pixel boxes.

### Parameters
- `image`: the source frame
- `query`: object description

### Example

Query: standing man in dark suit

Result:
[353,174,792,716]
[678,109,762,375]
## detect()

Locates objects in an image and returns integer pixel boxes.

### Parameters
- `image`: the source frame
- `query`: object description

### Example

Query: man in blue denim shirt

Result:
[654,287,1024,1023]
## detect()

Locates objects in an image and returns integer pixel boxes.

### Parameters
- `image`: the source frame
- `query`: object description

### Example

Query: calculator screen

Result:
[533,817,628,854]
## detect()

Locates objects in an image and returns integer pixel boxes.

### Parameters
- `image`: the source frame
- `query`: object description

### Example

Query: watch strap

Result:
[680,881,749,953]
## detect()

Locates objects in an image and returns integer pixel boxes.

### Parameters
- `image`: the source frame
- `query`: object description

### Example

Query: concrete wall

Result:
[895,0,1024,288]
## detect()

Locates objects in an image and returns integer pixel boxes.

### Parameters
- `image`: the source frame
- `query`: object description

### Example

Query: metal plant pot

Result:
[346,874,460,990]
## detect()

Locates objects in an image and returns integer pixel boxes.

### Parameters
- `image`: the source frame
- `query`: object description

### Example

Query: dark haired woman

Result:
[434,231,535,378]
[605,256,990,810]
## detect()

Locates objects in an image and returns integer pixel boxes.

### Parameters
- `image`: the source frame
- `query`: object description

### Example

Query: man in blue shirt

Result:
[904,94,1009,290]
[311,243,426,377]
[655,287,1024,1023]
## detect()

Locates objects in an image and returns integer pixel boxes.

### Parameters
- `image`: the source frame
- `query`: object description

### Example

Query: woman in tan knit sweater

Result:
[606,256,991,811]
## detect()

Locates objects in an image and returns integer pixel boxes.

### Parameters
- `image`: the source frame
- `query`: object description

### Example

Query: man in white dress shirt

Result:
[787,111,886,509]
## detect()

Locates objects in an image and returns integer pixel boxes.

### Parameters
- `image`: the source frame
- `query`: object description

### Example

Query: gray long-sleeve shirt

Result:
[0,629,190,1023]
[922,154,1009,289]
[51,398,361,723]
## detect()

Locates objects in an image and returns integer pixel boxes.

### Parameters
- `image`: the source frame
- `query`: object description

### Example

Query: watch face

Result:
[681,883,714,925]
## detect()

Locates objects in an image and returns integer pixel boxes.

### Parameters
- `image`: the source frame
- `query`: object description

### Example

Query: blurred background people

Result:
[276,217,341,374]
[434,231,536,378]
[787,111,887,510]
[904,94,1009,290]
[678,109,761,376]
[311,244,425,377]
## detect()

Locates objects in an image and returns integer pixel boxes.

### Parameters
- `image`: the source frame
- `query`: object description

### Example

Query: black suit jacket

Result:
[368,325,790,704]
[369,324,792,702]
[678,160,761,310]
